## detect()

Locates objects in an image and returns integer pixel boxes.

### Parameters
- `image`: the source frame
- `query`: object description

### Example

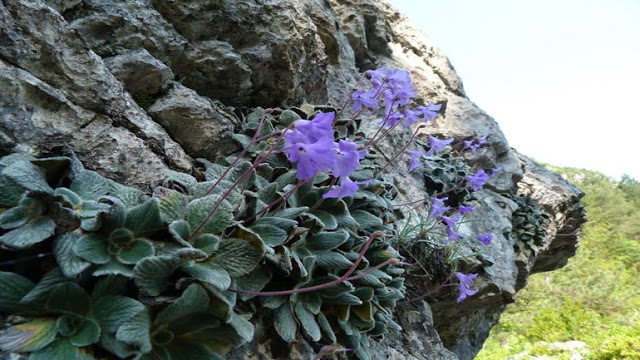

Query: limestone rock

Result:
[148,82,239,160]
[104,48,174,95]
[0,1,191,188]
[0,0,587,359]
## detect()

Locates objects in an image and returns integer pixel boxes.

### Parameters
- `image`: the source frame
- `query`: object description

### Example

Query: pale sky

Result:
[389,0,640,181]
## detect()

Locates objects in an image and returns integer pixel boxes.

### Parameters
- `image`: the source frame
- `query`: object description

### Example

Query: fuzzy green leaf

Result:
[213,238,265,277]
[0,318,57,352]
[108,180,145,207]
[91,276,128,299]
[227,312,254,343]
[0,271,34,313]
[124,198,163,235]
[47,283,91,315]
[70,170,110,201]
[315,251,354,269]
[133,256,182,296]
[317,312,337,342]
[3,160,53,194]
[53,232,91,278]
[253,216,298,232]
[309,210,338,230]
[234,267,272,298]
[115,307,151,352]
[192,234,220,256]
[92,262,134,278]
[155,187,189,223]
[0,174,27,207]
[0,217,55,249]
[351,209,383,229]
[186,194,233,235]
[273,206,309,219]
[30,339,95,360]
[324,293,363,305]
[305,230,349,251]
[73,234,110,264]
[295,303,321,341]
[251,223,287,246]
[155,284,209,323]
[0,204,30,229]
[90,296,145,333]
[117,239,154,264]
[182,262,231,291]
[274,304,297,342]
[331,200,358,227]
[20,268,67,304]
[69,318,100,347]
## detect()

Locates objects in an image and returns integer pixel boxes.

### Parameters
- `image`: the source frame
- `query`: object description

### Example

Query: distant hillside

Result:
[477,168,640,359]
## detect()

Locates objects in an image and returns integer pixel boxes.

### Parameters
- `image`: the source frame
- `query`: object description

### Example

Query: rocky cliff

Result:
[0,0,586,359]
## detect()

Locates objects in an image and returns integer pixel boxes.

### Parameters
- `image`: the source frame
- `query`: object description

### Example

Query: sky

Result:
[389,0,640,181]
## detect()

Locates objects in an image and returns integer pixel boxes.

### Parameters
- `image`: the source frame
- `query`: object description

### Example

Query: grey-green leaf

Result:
[133,256,182,296]
[251,223,287,247]
[274,304,297,342]
[53,232,91,278]
[155,284,209,323]
[90,296,145,333]
[213,238,265,277]
[305,230,350,251]
[117,239,154,264]
[186,194,233,235]
[294,303,321,341]
[47,283,91,315]
[115,307,152,352]
[73,234,110,264]
[125,198,163,235]
[0,271,34,313]
[0,318,57,352]
[0,217,55,249]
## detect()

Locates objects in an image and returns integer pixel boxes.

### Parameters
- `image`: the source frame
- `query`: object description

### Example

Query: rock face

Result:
[0,0,586,360]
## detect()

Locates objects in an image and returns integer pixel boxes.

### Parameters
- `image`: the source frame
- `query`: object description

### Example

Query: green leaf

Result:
[21,268,67,304]
[91,276,128,298]
[274,304,297,342]
[117,239,154,264]
[192,234,220,256]
[0,271,34,313]
[227,312,254,342]
[99,333,139,359]
[125,198,162,235]
[273,206,309,219]
[309,210,338,230]
[253,216,298,232]
[155,187,189,223]
[0,318,57,352]
[323,293,363,305]
[186,194,233,235]
[56,314,84,337]
[315,251,354,269]
[115,307,151,352]
[133,256,182,296]
[90,296,144,333]
[70,169,109,201]
[213,238,264,277]
[69,318,100,347]
[155,284,209,323]
[169,219,191,246]
[3,160,53,194]
[47,283,91,315]
[331,200,358,227]
[30,339,95,360]
[234,267,272,298]
[257,182,279,204]
[351,210,383,229]
[108,180,145,206]
[317,312,336,343]
[0,204,30,229]
[53,232,91,278]
[166,342,224,360]
[295,303,321,341]
[182,262,231,291]
[92,262,134,278]
[251,223,287,246]
[0,217,55,249]
[73,234,110,264]
[305,230,349,251]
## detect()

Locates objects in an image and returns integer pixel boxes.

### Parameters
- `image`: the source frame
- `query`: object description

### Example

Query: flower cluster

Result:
[455,272,478,303]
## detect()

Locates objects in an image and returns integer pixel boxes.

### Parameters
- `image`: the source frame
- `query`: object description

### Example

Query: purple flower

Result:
[429,196,450,218]
[478,233,493,245]
[458,205,474,215]
[415,103,442,122]
[402,109,421,127]
[442,214,461,228]
[333,140,364,177]
[352,89,379,111]
[463,136,488,154]
[490,167,502,176]
[426,136,454,156]
[286,139,336,180]
[446,227,463,242]
[407,150,423,172]
[323,177,371,199]
[366,67,390,89]
[284,113,337,180]
[455,272,478,303]
[381,111,403,128]
[467,169,490,191]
